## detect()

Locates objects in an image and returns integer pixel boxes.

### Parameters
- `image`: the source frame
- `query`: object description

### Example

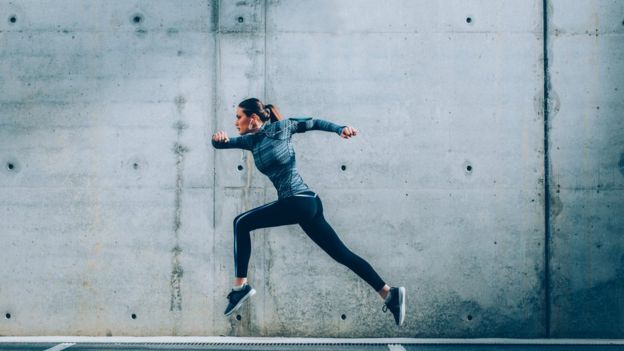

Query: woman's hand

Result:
[212,131,230,143]
[340,126,358,139]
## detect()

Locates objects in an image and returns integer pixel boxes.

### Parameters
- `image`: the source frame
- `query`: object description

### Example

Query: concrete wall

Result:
[548,0,624,338]
[0,0,621,338]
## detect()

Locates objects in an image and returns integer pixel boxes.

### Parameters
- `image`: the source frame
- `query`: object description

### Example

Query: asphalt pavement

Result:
[1,338,623,351]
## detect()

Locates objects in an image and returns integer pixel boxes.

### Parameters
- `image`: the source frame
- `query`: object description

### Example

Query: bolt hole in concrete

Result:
[5,313,11,319]
[466,16,472,24]
[341,314,347,320]
[463,161,473,175]
[236,315,242,321]
[237,165,244,171]
[467,314,473,321]
[132,14,143,24]
[341,165,347,171]
[237,16,244,23]
[131,313,137,319]
[8,15,16,24]
[7,162,14,170]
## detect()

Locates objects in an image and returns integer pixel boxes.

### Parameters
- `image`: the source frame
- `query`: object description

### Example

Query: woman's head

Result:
[235,98,283,135]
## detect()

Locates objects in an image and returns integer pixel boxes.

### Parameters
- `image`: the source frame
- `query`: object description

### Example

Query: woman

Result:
[212,98,406,326]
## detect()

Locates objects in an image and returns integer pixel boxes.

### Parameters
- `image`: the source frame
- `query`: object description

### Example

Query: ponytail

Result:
[264,104,283,123]
[238,97,283,123]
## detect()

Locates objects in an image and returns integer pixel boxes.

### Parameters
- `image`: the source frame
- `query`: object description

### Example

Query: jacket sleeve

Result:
[288,117,345,135]
[211,134,254,150]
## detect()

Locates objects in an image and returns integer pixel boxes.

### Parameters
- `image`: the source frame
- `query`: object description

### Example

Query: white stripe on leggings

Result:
[293,193,317,198]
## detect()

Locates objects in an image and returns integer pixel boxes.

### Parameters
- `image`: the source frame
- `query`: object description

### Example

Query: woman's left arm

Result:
[288,117,357,138]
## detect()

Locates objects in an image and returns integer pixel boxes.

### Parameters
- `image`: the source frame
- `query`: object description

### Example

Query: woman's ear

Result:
[248,115,259,129]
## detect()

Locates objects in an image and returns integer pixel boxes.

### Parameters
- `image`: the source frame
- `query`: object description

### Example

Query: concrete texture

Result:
[0,0,621,338]
[547,0,624,338]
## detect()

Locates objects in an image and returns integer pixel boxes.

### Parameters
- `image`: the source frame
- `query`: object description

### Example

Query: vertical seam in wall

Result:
[212,0,220,332]
[262,0,268,332]
[263,0,268,102]
[542,0,551,338]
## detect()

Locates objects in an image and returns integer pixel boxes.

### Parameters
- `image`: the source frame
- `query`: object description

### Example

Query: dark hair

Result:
[238,97,283,123]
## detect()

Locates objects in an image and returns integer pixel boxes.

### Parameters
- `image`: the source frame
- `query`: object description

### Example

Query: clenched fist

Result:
[340,126,358,139]
[212,131,230,143]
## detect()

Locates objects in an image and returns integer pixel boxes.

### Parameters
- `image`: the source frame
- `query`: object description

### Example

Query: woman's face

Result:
[235,107,262,135]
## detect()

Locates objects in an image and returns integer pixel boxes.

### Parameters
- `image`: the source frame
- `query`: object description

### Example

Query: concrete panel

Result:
[548,0,624,338]
[262,0,545,337]
[0,0,217,336]
[211,7,270,336]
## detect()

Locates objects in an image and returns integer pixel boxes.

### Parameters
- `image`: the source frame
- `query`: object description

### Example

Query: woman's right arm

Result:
[211,131,254,150]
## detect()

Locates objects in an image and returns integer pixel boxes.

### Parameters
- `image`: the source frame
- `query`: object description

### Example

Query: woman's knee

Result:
[233,213,252,233]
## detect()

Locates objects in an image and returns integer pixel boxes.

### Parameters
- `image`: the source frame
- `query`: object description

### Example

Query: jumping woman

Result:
[211,98,406,326]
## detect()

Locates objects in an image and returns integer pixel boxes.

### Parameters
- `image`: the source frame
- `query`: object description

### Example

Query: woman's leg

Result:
[298,196,387,293]
[232,196,317,280]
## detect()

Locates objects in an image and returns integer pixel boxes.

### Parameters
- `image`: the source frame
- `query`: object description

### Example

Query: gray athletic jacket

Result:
[212,118,345,199]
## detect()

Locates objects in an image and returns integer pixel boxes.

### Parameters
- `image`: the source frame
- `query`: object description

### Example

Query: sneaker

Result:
[224,284,256,317]
[382,286,406,326]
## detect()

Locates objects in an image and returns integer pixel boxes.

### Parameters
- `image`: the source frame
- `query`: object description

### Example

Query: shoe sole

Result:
[224,288,256,317]
[398,286,406,326]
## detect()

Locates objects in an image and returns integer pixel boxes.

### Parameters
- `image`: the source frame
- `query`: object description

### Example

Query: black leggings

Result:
[232,190,386,291]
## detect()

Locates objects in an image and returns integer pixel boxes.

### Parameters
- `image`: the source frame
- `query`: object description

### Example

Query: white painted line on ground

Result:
[388,344,407,351]
[43,343,75,351]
